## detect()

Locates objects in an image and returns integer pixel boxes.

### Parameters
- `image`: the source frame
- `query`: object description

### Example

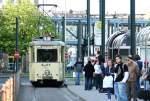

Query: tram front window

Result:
[37,49,57,62]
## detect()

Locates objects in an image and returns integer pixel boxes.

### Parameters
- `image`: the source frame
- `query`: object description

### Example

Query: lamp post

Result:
[87,0,90,57]
[99,0,105,57]
[62,17,65,42]
[130,0,136,56]
[15,17,19,72]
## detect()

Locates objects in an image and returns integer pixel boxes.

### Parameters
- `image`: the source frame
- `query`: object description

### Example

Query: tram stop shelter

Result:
[106,27,150,62]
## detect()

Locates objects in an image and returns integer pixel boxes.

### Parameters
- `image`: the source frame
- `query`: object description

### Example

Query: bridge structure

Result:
[50,16,150,64]
[51,13,150,46]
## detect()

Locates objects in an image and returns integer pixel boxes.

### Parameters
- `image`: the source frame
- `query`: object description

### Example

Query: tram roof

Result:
[30,40,65,46]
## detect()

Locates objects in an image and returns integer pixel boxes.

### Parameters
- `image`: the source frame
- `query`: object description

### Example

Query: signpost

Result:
[14,51,20,60]
[15,17,19,72]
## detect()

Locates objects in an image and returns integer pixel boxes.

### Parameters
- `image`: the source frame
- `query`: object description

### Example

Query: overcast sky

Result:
[39,0,150,14]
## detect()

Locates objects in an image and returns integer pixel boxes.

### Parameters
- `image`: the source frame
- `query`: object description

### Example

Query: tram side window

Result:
[37,49,57,62]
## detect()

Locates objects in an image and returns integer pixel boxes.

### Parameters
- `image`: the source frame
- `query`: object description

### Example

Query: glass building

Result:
[136,27,150,62]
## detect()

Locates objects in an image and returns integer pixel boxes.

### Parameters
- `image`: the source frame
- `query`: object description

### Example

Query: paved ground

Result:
[18,76,146,101]
[68,85,115,101]
[18,77,83,101]
[67,82,145,101]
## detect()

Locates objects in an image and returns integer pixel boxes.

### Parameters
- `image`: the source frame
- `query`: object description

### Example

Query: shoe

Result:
[99,89,103,93]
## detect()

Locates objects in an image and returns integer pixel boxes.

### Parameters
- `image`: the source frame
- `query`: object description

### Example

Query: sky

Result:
[38,0,150,14]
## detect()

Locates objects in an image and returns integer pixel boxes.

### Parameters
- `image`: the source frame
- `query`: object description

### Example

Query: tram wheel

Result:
[57,81,64,87]
[31,81,38,87]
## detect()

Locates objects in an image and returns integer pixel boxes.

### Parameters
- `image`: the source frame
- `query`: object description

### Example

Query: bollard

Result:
[2,84,6,101]
[1,78,14,101]
[10,78,13,101]
[1,77,15,101]
[5,81,9,101]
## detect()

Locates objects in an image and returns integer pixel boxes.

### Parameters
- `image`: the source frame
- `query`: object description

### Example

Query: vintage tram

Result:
[29,36,65,86]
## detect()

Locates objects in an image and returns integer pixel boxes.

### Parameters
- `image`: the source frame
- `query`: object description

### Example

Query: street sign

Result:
[14,51,20,59]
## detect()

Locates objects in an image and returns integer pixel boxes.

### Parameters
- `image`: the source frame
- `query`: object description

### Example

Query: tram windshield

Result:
[37,49,58,62]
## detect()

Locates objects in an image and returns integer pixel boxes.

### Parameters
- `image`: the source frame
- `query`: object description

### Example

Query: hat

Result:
[128,55,133,60]
[87,57,91,61]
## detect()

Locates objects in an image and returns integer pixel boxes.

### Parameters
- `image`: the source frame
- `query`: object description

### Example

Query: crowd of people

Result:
[74,51,150,101]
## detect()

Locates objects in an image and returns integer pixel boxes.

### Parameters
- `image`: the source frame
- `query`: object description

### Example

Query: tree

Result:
[0,0,56,55]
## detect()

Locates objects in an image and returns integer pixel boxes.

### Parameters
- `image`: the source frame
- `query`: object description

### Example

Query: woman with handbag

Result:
[103,59,115,101]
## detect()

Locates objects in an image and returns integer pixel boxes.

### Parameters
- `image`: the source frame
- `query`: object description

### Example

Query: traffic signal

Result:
[90,37,94,45]
[83,38,88,46]
[83,37,94,45]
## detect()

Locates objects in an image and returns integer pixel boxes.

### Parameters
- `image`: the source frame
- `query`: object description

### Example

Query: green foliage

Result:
[0,0,56,55]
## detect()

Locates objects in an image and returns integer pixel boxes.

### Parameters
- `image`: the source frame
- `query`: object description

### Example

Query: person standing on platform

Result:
[126,55,139,101]
[74,58,83,85]
[83,58,95,90]
[134,54,143,94]
[94,60,103,90]
[114,55,129,101]
[103,59,115,101]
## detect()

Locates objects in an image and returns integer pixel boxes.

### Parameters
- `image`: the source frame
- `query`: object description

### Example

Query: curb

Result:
[67,86,86,101]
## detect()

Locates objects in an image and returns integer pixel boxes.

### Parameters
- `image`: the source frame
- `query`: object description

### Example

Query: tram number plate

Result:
[41,64,51,67]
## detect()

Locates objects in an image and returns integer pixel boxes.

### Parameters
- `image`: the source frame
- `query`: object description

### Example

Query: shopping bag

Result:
[103,76,113,88]
[73,72,76,77]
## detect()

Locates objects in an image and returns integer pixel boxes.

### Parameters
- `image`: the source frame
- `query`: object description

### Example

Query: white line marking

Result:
[64,95,74,101]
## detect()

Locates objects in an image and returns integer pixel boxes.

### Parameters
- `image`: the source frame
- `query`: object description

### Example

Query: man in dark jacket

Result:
[83,59,95,90]
[114,55,129,101]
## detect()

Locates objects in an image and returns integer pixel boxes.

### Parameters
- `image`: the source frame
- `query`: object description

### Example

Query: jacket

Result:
[83,61,95,77]
[104,66,115,77]
[127,61,139,81]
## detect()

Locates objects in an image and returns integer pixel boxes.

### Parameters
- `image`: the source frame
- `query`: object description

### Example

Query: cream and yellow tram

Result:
[29,37,65,86]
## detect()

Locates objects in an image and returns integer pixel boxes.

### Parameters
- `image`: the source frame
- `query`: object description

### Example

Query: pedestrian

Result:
[134,54,143,94]
[94,60,103,90]
[103,59,115,101]
[141,60,150,91]
[114,55,129,101]
[96,51,105,65]
[98,60,105,93]
[96,52,105,92]
[74,58,83,85]
[126,55,139,101]
[83,58,95,90]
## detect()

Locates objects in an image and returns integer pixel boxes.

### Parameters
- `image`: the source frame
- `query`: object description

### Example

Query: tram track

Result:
[18,78,82,101]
